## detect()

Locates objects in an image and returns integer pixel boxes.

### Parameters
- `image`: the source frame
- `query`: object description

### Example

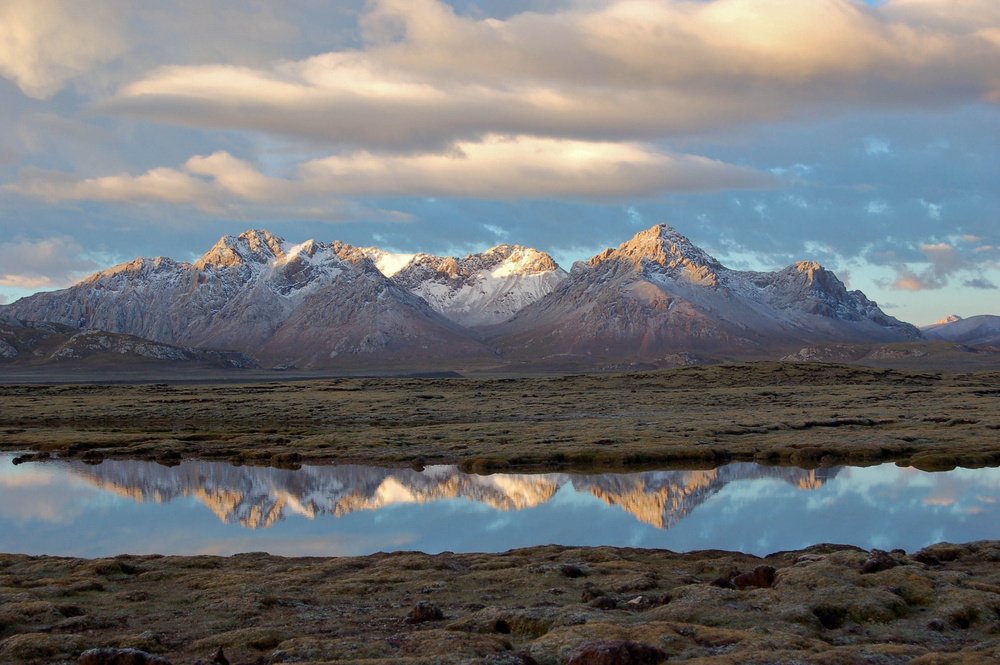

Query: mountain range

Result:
[0,224,943,370]
[64,458,837,531]
[921,315,1000,348]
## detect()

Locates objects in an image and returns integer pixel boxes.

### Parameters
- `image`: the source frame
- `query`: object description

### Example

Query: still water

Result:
[1,454,998,558]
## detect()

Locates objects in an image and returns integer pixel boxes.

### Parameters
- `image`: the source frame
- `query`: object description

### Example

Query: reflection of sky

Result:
[2,454,1000,558]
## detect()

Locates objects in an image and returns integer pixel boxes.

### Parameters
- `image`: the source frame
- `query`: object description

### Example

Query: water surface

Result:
[1,454,997,557]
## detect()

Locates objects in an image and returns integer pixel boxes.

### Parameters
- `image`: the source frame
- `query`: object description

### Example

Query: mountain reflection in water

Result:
[64,459,836,530]
[5,455,1000,557]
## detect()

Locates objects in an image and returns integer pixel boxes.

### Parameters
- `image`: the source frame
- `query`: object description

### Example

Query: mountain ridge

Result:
[2,224,928,368]
[485,224,919,361]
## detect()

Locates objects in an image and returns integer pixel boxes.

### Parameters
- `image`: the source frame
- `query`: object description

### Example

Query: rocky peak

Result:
[470,245,561,275]
[934,314,963,325]
[590,224,723,286]
[775,261,849,300]
[194,229,286,271]
[82,256,187,286]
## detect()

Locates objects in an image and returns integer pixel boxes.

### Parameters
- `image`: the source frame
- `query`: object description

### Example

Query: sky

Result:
[0,0,998,326]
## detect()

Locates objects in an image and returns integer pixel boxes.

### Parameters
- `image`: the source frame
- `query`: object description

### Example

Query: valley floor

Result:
[2,542,1000,664]
[1,363,998,472]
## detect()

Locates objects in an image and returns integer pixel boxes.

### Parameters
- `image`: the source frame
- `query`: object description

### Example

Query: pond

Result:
[1,453,998,558]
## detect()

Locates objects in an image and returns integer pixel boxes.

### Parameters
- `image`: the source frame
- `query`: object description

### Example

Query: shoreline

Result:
[2,542,999,664]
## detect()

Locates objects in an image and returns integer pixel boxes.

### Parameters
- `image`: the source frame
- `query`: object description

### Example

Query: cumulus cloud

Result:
[0,237,101,288]
[94,0,1000,148]
[888,241,999,291]
[6,139,776,211]
[0,0,128,99]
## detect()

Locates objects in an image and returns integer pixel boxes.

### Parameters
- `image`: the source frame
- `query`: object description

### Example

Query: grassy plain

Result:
[1,362,998,472]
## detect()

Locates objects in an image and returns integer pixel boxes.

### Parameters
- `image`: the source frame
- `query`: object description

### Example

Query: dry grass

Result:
[1,362,998,473]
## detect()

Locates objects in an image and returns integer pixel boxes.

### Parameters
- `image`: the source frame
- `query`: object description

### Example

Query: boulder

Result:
[861,550,898,574]
[733,565,776,590]
[567,639,667,665]
[406,601,444,623]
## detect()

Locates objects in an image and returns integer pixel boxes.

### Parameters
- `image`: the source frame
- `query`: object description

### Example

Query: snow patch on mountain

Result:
[385,245,568,326]
[922,314,1000,346]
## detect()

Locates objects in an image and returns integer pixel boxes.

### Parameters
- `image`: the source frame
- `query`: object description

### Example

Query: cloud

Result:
[5,139,776,211]
[888,241,998,291]
[920,199,942,219]
[0,236,101,288]
[865,138,890,155]
[867,200,889,214]
[0,0,128,99]
[95,0,1000,148]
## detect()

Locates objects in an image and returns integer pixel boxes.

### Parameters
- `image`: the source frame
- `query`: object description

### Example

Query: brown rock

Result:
[861,549,898,574]
[588,597,618,611]
[913,549,942,565]
[709,576,736,590]
[78,648,172,665]
[561,564,586,578]
[733,565,776,590]
[406,601,444,623]
[567,639,667,665]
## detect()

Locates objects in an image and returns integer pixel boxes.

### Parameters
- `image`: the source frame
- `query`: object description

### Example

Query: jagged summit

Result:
[376,244,568,327]
[934,315,963,325]
[194,229,285,271]
[592,223,724,287]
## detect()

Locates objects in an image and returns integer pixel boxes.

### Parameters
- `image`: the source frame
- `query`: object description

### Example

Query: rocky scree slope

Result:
[2,231,492,368]
[485,224,920,360]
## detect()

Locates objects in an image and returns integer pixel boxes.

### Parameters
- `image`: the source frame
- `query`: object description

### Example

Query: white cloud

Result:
[95,0,1000,148]
[865,138,890,155]
[0,0,128,99]
[867,200,889,214]
[0,236,101,288]
[920,199,942,219]
[890,242,975,291]
[5,138,777,211]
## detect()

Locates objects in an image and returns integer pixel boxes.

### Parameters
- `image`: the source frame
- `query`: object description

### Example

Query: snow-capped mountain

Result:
[921,314,1000,347]
[486,224,920,360]
[64,458,836,531]
[380,246,567,327]
[2,224,925,367]
[2,230,492,368]
[330,244,567,326]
